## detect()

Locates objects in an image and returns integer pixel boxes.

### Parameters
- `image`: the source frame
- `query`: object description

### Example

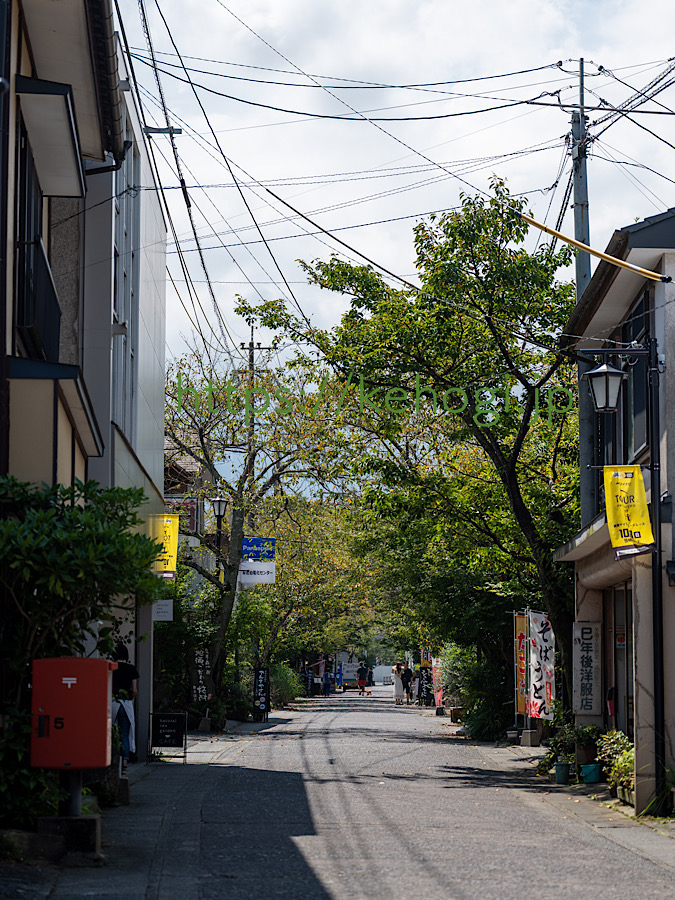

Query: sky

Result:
[117,1,675,364]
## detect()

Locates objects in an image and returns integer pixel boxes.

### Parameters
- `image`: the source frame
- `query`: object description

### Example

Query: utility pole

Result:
[573,58,595,526]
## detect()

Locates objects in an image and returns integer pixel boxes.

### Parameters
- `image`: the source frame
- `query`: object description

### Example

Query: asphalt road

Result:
[202,686,675,898]
[4,685,675,899]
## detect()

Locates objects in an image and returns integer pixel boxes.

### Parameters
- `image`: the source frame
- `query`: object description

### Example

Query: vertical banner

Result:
[419,659,433,706]
[253,667,270,722]
[573,623,601,715]
[431,657,443,708]
[515,613,527,716]
[528,610,555,720]
[150,514,179,580]
[603,466,655,559]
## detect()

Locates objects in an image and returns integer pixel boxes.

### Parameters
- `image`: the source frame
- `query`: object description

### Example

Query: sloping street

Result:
[4,687,675,899]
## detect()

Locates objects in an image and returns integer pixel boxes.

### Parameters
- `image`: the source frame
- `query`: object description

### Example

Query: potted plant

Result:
[554,753,573,785]
[573,724,601,763]
[611,747,635,805]
[596,729,632,797]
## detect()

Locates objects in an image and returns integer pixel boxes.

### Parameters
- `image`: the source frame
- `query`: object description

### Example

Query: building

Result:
[0,0,166,760]
[554,209,675,812]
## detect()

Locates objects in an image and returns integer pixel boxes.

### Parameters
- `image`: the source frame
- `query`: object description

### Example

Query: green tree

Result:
[238,180,580,686]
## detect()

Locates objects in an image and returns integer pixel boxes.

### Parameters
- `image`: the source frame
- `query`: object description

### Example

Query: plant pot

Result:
[618,785,635,806]
[580,763,602,784]
[506,729,519,744]
[555,762,571,785]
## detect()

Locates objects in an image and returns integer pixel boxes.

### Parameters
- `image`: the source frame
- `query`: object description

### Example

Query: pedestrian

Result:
[322,669,332,698]
[111,643,139,777]
[411,670,420,705]
[367,667,374,687]
[356,661,368,695]
[401,661,413,705]
[392,663,405,705]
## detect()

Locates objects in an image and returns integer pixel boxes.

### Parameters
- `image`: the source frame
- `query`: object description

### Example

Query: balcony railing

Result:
[16,236,61,363]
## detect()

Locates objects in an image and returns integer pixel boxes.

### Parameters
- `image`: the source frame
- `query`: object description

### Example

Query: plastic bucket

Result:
[555,762,570,785]
[580,763,602,783]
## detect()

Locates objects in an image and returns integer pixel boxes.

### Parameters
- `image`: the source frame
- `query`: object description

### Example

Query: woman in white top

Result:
[392,663,405,705]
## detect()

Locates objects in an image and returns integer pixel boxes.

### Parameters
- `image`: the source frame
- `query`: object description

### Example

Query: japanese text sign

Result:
[150,514,179,580]
[528,610,555,720]
[573,623,601,715]
[604,466,654,559]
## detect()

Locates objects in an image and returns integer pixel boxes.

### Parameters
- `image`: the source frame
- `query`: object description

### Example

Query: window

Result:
[15,116,61,362]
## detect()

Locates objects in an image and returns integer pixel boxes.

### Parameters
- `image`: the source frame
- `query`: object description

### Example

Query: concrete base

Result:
[520,730,540,747]
[117,777,131,806]
[38,814,101,855]
[435,706,446,716]
[0,828,65,863]
[197,717,211,733]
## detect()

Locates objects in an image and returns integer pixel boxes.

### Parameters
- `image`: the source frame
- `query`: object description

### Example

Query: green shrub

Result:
[0,712,61,829]
[270,663,302,708]
[610,747,634,789]
[597,729,632,778]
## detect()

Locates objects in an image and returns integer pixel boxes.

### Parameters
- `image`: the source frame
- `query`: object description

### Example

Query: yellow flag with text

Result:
[603,466,654,558]
[150,514,179,579]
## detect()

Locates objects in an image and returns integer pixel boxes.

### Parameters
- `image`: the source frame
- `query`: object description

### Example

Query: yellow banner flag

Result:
[603,466,654,557]
[150,514,179,579]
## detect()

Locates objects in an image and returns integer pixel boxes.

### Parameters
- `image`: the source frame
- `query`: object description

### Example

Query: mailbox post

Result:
[32,658,117,816]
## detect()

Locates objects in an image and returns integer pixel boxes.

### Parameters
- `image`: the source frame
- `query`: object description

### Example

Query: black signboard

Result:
[150,712,187,762]
[253,667,270,722]
[418,664,433,707]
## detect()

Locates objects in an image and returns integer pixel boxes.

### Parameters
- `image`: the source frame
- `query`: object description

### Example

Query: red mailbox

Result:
[31,658,117,769]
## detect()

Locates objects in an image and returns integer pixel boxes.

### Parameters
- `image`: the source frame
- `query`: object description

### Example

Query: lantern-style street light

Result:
[211,497,228,574]
[582,362,627,413]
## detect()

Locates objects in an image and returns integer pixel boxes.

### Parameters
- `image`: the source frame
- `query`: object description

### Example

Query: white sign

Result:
[238,560,276,585]
[528,610,555,720]
[573,622,601,715]
[152,598,174,621]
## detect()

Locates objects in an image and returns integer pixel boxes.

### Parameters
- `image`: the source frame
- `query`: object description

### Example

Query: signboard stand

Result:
[253,667,270,722]
[149,712,188,764]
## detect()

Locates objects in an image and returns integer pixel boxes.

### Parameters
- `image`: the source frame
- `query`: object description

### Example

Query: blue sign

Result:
[242,537,276,561]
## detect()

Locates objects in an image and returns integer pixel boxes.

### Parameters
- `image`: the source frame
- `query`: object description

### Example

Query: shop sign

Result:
[431,657,443,707]
[150,514,179,579]
[573,622,601,715]
[515,613,527,716]
[528,611,555,720]
[604,466,654,559]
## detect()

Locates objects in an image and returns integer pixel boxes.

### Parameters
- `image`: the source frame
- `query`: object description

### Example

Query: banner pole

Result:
[513,611,518,727]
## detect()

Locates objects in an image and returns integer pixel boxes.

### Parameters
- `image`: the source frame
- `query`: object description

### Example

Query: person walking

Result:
[356,661,368,696]
[401,662,413,705]
[411,669,420,705]
[322,669,332,698]
[111,643,139,776]
[392,663,405,705]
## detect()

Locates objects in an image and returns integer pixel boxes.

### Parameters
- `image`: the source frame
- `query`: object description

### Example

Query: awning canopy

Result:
[16,76,85,198]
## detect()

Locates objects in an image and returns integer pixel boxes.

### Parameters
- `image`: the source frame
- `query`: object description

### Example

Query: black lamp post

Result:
[211,497,228,576]
[583,338,665,813]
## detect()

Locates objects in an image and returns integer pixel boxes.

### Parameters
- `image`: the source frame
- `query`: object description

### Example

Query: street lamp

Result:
[582,337,664,813]
[582,362,627,413]
[211,497,228,574]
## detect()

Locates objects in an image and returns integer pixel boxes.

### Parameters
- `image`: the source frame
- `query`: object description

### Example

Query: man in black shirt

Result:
[401,662,413,705]
[356,662,368,695]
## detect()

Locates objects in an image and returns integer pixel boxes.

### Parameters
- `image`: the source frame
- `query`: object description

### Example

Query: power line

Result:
[151,0,312,328]
[137,0,238,364]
